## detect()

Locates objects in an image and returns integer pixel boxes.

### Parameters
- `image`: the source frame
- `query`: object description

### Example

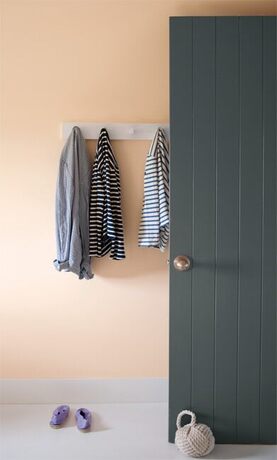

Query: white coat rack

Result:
[62,122,169,140]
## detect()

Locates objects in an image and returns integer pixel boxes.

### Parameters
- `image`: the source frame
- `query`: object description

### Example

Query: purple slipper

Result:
[75,408,92,431]
[50,405,70,428]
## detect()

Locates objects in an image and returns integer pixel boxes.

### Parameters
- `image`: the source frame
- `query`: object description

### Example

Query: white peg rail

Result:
[62,122,169,140]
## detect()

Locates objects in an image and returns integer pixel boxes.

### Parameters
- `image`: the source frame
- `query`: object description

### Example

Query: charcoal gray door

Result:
[169,16,276,444]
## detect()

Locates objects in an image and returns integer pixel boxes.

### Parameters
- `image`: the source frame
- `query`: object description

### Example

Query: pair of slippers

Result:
[50,405,91,431]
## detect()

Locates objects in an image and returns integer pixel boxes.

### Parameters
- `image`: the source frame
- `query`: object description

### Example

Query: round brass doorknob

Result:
[173,255,191,271]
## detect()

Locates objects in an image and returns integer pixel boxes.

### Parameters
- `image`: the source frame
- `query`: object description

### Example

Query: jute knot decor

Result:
[175,410,215,457]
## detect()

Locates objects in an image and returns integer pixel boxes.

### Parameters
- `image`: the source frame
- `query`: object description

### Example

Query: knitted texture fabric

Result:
[175,410,215,458]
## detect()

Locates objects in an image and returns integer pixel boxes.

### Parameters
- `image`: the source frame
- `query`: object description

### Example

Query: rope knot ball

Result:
[175,410,215,457]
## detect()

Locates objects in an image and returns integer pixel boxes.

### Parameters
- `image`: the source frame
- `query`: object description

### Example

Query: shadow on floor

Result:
[62,411,110,433]
[207,444,273,459]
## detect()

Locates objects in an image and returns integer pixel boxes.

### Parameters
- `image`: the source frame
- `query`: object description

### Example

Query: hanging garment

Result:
[138,127,169,251]
[89,128,125,260]
[53,126,93,280]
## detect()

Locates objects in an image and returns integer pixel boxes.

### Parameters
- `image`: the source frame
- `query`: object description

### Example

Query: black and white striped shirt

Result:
[138,128,169,251]
[89,129,125,260]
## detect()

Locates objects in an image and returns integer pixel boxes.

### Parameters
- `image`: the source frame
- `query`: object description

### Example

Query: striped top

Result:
[89,128,125,260]
[138,128,169,251]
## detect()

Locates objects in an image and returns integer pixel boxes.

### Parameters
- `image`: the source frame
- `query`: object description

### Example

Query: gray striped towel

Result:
[138,128,169,251]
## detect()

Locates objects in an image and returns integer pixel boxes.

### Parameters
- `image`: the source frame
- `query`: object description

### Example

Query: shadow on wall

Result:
[174,0,277,16]
[92,247,168,279]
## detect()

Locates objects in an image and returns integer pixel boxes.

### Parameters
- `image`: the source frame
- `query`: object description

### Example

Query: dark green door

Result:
[169,17,276,444]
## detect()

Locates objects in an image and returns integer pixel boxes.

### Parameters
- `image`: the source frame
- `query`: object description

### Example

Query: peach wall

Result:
[1,0,276,378]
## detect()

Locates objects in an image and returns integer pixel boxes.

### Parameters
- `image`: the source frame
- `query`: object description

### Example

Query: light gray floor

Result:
[0,403,276,460]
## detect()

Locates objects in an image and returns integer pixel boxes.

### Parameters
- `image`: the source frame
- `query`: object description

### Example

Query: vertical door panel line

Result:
[191,17,195,411]
[258,17,265,443]
[236,16,242,443]
[213,17,218,433]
